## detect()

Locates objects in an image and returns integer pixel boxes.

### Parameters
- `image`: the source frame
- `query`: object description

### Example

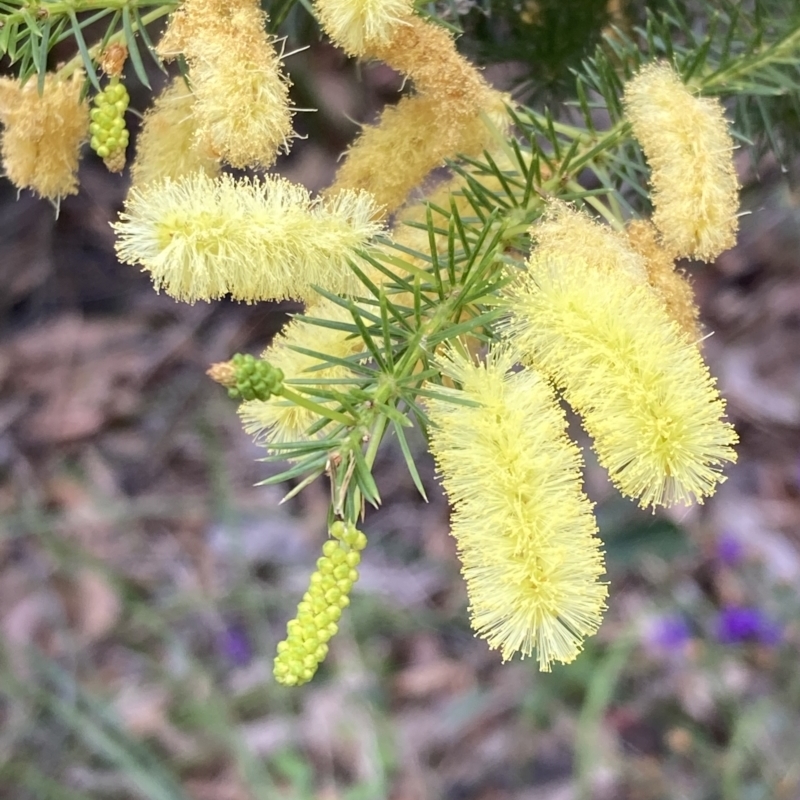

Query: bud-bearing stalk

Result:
[90,78,130,172]
[273,521,367,686]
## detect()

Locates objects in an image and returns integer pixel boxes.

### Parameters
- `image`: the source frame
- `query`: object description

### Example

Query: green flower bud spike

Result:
[273,521,367,687]
[90,77,130,173]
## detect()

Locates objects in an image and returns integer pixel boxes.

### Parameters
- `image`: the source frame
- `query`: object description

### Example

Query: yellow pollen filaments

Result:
[427,345,607,670]
[112,172,384,304]
[532,201,649,282]
[626,219,700,341]
[240,299,362,447]
[504,242,738,509]
[325,9,511,214]
[623,62,740,262]
[131,77,220,187]
[158,0,294,169]
[0,74,89,203]
[314,0,413,56]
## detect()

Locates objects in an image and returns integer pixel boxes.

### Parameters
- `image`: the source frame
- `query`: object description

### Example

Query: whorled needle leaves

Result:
[239,299,363,447]
[427,345,607,670]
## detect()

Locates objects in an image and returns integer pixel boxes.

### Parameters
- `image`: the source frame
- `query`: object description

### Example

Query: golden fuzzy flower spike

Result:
[326,9,510,214]
[131,77,220,187]
[332,91,507,214]
[158,0,293,169]
[0,74,89,203]
[314,0,413,57]
[240,299,363,448]
[624,62,740,262]
[427,345,607,670]
[533,201,649,282]
[505,241,738,509]
[626,219,701,341]
[113,172,384,304]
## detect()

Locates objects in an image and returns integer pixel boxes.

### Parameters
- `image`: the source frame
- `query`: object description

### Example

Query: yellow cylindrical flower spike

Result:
[624,62,739,262]
[533,201,649,282]
[240,299,362,447]
[326,10,510,214]
[314,0,413,56]
[626,219,700,341]
[505,247,737,509]
[332,92,506,213]
[370,15,495,115]
[0,74,89,202]
[427,346,607,670]
[158,0,293,169]
[273,521,366,686]
[131,77,219,187]
[113,172,383,304]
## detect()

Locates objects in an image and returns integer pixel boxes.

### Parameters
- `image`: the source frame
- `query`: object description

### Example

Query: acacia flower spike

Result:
[624,62,739,262]
[131,76,220,187]
[314,0,413,56]
[158,0,294,169]
[113,171,384,304]
[0,73,89,203]
[427,345,607,670]
[505,247,738,509]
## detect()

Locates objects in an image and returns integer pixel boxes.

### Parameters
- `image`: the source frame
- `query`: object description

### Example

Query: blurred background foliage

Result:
[1,0,800,798]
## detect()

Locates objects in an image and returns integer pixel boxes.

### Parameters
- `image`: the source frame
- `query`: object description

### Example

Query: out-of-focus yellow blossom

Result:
[240,299,363,446]
[158,0,293,169]
[0,74,88,203]
[131,77,220,187]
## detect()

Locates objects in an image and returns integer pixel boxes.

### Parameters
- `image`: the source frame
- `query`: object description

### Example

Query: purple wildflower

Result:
[715,532,744,566]
[715,606,782,646]
[647,615,692,652]
[218,621,253,667]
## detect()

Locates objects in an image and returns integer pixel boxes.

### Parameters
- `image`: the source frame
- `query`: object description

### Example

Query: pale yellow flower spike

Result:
[240,299,362,447]
[0,74,89,203]
[332,92,506,213]
[131,77,220,188]
[314,0,413,57]
[113,172,384,304]
[427,345,607,670]
[505,250,738,510]
[534,201,649,283]
[626,219,700,341]
[327,11,510,214]
[158,0,293,170]
[624,62,740,262]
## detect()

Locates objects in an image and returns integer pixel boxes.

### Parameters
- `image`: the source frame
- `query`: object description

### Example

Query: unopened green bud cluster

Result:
[273,521,367,686]
[228,353,285,401]
[90,78,130,160]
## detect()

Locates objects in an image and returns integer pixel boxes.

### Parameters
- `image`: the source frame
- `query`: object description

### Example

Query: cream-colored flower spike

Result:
[314,0,413,56]
[624,62,740,262]
[131,77,219,187]
[158,0,294,170]
[427,345,607,670]
[240,299,363,447]
[0,74,88,203]
[113,172,384,304]
[505,242,738,509]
